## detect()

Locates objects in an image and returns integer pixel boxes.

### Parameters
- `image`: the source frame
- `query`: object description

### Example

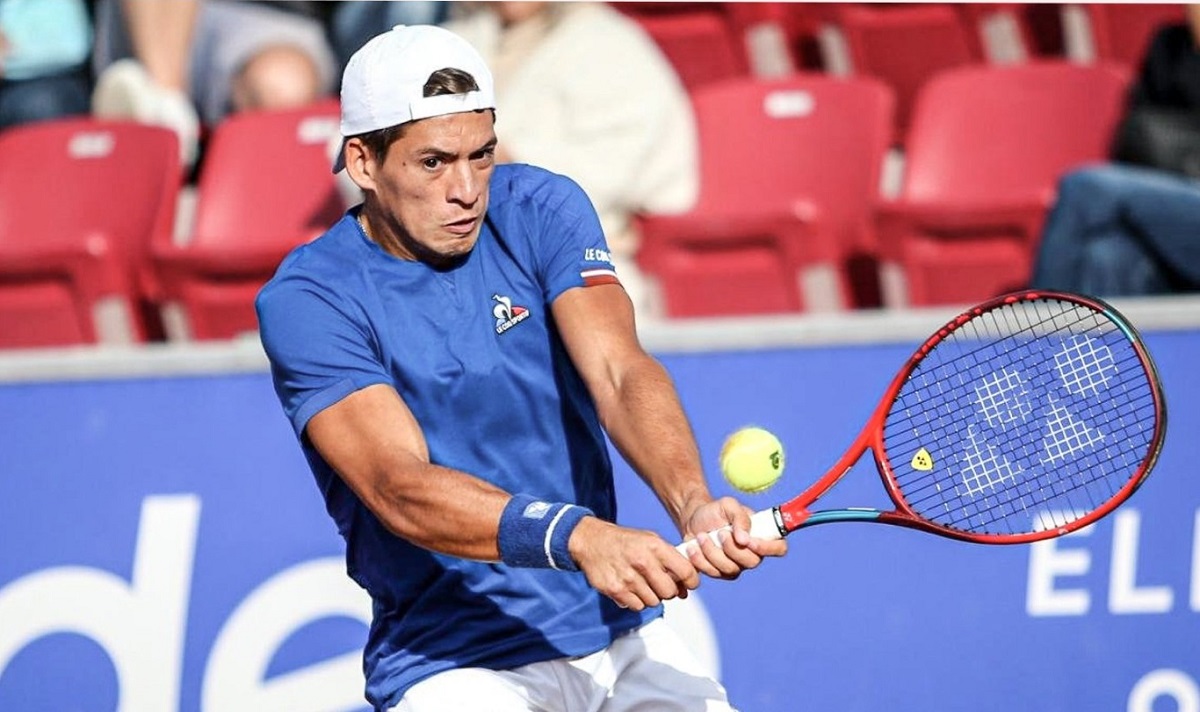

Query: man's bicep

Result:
[552,283,645,402]
[305,384,430,508]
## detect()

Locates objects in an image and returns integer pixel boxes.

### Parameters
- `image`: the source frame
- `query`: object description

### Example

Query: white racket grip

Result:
[674,508,782,556]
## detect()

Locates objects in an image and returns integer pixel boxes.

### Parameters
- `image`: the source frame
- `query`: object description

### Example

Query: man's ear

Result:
[344,137,376,192]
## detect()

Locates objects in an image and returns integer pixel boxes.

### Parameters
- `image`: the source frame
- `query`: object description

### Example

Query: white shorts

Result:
[390,617,737,712]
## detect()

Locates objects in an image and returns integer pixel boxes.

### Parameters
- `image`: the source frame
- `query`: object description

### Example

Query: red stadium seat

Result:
[149,100,344,341]
[875,61,1130,307]
[636,74,894,317]
[720,2,804,74]
[958,3,1038,63]
[0,119,180,348]
[776,3,835,71]
[813,3,986,142]
[612,3,749,91]
[1064,3,1187,69]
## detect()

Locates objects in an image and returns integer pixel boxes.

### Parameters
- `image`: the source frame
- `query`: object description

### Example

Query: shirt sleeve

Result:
[531,172,622,305]
[256,274,392,439]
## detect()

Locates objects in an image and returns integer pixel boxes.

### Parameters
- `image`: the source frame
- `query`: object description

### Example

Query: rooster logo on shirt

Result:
[492,294,530,335]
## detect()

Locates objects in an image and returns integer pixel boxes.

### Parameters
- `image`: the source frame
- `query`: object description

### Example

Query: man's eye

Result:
[422,157,441,169]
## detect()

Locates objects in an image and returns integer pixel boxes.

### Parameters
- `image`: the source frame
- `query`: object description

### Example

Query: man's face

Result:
[365,111,497,266]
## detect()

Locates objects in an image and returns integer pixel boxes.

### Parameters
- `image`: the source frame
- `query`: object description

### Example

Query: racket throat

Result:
[788,507,885,530]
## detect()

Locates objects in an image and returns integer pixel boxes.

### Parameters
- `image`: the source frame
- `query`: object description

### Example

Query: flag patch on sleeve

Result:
[581,247,620,287]
[581,268,620,287]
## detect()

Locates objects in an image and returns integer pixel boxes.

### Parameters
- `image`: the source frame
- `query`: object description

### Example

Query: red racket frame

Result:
[765,290,1167,544]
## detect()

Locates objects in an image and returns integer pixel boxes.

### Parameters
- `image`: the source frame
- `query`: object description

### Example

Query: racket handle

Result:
[674,508,783,556]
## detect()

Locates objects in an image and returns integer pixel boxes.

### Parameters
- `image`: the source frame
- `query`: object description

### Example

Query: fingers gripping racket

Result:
[683,290,1167,551]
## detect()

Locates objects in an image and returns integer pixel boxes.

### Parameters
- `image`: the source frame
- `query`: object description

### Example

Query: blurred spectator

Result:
[0,0,92,131]
[1030,164,1200,295]
[1111,6,1200,177]
[91,0,337,168]
[443,1,699,320]
[1030,6,1200,296]
[328,1,450,74]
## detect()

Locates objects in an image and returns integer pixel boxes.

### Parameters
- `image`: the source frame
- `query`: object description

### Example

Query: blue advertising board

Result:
[0,325,1195,711]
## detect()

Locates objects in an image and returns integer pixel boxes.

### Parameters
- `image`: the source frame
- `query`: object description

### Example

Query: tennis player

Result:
[256,24,786,711]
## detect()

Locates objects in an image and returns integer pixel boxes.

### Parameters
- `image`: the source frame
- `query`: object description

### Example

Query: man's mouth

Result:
[444,216,478,235]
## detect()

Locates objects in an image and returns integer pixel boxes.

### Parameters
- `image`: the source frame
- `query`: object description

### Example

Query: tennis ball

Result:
[719,427,785,493]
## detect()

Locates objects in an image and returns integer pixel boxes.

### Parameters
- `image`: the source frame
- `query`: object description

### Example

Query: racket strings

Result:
[881,297,1159,537]
[915,300,1115,382]
[899,418,1143,533]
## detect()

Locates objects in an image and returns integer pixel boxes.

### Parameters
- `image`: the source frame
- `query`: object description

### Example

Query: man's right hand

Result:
[567,516,699,611]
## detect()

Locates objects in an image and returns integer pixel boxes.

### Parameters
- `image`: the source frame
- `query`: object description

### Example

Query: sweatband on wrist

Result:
[498,494,594,572]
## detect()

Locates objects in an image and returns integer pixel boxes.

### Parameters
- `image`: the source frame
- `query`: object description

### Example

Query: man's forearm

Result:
[598,356,713,532]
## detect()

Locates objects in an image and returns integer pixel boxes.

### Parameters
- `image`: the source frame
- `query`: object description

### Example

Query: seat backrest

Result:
[901,61,1130,205]
[690,74,894,250]
[616,4,749,91]
[1080,3,1186,68]
[0,118,179,262]
[957,3,1038,63]
[823,3,985,139]
[0,119,180,346]
[187,100,344,251]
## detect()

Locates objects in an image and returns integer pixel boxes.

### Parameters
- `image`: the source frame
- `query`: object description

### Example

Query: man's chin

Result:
[423,237,477,269]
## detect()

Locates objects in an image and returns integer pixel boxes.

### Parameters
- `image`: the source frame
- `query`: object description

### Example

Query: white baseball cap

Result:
[332,24,496,172]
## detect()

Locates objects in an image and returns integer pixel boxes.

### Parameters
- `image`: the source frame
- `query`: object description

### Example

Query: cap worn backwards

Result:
[332,24,496,173]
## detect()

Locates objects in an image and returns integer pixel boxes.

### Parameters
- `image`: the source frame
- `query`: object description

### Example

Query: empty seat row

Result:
[637,61,1130,318]
[0,100,343,349]
[0,59,1131,348]
[617,2,1180,143]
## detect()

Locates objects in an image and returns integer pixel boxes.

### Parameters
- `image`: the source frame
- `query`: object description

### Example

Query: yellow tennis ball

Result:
[719,427,785,493]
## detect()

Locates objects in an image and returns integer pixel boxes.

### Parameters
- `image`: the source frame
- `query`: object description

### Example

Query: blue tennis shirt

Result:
[256,164,658,710]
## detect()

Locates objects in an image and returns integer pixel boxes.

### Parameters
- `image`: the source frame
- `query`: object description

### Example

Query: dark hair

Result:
[356,68,485,160]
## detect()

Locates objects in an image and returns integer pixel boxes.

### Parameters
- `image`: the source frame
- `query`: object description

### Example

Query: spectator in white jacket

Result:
[443,1,699,320]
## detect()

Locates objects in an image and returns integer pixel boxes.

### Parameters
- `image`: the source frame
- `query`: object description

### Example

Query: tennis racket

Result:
[680,290,1167,551]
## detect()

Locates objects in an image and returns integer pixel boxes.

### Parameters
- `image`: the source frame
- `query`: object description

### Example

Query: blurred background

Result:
[0,2,1198,711]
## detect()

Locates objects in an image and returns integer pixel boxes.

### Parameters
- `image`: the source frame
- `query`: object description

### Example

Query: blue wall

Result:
[0,328,1195,711]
